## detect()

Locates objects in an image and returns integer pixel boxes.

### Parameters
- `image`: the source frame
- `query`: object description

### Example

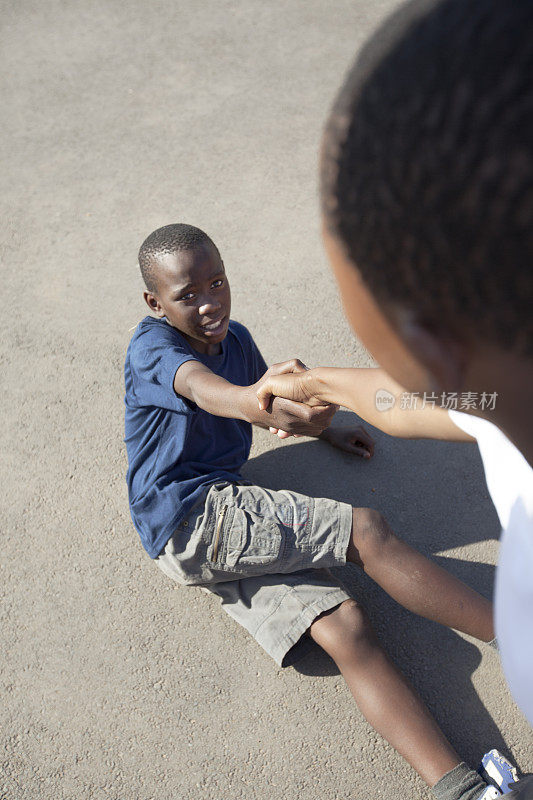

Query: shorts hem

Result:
[263,587,351,668]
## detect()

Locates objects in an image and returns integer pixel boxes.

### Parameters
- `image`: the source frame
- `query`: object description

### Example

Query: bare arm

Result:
[257,366,475,442]
[174,359,336,436]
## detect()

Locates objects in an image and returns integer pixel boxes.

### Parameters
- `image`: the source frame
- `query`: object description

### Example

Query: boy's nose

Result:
[198,299,221,316]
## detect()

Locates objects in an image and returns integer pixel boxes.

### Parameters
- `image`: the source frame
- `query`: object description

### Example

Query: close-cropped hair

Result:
[322,0,533,355]
[138,223,218,294]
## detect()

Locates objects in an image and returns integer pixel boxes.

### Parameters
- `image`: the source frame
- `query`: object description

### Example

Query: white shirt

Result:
[449,409,533,726]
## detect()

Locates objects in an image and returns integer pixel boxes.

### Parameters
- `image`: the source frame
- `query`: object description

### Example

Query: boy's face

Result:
[144,242,231,355]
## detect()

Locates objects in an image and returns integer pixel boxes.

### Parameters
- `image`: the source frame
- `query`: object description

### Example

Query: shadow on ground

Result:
[242,412,507,763]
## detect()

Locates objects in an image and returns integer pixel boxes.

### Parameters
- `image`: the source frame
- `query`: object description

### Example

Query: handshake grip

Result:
[268,396,337,437]
[254,360,336,438]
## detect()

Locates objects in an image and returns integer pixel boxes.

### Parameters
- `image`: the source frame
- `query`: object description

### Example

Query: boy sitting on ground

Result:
[124,222,510,800]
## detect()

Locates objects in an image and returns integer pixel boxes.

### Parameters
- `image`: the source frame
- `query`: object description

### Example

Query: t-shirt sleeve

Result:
[129,324,198,411]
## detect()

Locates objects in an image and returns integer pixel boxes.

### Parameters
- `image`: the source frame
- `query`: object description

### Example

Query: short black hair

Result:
[138,223,219,294]
[322,0,533,355]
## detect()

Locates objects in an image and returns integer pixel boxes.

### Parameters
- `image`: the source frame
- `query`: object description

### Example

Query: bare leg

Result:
[347,508,495,642]
[309,599,461,787]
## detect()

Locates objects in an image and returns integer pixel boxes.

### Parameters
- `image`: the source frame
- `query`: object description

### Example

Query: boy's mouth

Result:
[200,315,227,336]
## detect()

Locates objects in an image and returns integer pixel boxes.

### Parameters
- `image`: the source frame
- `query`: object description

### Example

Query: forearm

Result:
[178,361,336,435]
[179,369,252,421]
[181,370,312,431]
[309,367,400,432]
[308,367,472,441]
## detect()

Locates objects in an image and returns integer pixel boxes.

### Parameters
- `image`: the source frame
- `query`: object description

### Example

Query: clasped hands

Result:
[253,359,374,460]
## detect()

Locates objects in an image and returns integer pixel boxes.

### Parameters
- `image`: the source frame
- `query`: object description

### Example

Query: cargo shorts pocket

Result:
[208,502,283,570]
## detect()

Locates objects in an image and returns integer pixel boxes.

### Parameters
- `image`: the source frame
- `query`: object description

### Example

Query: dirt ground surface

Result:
[2,1,532,798]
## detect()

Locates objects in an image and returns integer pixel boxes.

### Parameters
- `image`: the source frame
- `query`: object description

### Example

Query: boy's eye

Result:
[212,279,224,288]
[180,292,195,301]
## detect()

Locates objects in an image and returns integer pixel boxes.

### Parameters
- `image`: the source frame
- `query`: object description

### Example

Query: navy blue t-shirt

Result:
[124,316,268,558]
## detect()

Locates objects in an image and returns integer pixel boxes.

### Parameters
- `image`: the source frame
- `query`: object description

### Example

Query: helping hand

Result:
[253,360,337,438]
[256,369,323,413]
[262,360,305,439]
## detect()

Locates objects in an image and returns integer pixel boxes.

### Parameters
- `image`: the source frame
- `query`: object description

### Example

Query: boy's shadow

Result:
[242,412,509,762]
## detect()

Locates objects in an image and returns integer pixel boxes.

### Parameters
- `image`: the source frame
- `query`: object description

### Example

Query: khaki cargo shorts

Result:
[156,481,353,667]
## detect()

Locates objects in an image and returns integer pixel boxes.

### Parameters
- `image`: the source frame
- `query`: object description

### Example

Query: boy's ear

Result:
[398,313,467,394]
[143,290,165,317]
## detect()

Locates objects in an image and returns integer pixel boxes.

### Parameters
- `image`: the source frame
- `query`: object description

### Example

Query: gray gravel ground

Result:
[2,1,532,798]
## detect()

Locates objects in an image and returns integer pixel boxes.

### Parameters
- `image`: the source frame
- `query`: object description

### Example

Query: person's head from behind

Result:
[139,223,231,354]
[321,0,533,407]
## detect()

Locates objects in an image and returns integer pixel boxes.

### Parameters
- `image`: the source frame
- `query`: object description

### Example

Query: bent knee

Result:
[351,507,394,562]
[309,599,376,661]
